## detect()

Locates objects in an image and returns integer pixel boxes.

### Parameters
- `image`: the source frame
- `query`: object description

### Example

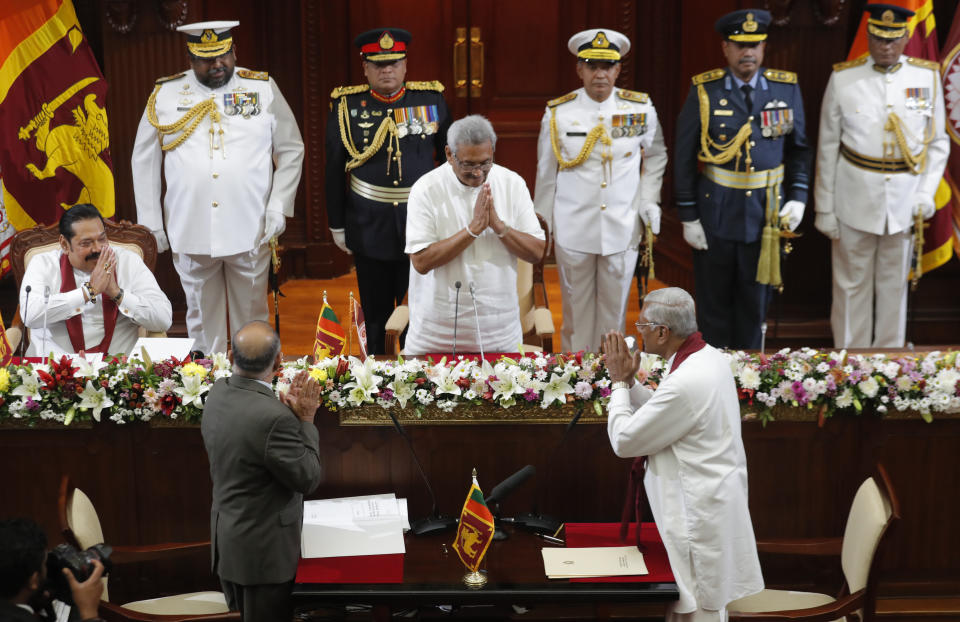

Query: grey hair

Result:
[643,287,698,338]
[447,114,497,155]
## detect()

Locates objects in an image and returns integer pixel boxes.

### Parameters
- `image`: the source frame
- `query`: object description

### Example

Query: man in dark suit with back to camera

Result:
[201,321,322,621]
[674,9,810,350]
[326,27,450,354]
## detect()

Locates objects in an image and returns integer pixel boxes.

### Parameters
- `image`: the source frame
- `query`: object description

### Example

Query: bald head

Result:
[232,321,282,377]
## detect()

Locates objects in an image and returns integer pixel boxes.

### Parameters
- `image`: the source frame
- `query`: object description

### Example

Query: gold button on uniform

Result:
[600,204,606,210]
[212,173,219,179]
[212,201,219,207]
[601,181,607,188]
[745,190,752,197]
[393,201,399,207]
[393,180,399,186]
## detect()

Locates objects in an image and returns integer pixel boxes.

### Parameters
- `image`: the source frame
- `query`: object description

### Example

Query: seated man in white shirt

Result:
[404,115,546,354]
[20,204,173,357]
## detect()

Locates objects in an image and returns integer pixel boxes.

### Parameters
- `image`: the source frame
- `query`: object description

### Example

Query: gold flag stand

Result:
[462,569,487,588]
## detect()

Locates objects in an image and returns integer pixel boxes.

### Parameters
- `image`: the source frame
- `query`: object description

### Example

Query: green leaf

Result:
[593,400,603,417]
[853,398,862,412]
[64,406,75,426]
[921,410,933,423]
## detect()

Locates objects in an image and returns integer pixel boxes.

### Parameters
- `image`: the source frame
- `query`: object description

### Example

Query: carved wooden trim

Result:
[617,0,635,89]
[156,0,189,31]
[813,0,848,27]
[301,2,325,245]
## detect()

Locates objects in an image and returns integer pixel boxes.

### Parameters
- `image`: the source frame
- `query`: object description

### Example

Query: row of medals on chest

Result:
[352,104,438,142]
[178,83,261,118]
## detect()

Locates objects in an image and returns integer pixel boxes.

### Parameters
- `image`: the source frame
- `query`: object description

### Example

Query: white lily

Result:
[174,374,209,409]
[428,364,462,397]
[72,355,107,378]
[489,369,525,403]
[387,380,415,409]
[78,380,114,422]
[540,371,574,408]
[11,369,43,400]
[343,357,381,406]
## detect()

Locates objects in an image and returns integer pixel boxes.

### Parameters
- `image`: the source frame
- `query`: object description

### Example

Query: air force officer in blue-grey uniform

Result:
[674,9,810,349]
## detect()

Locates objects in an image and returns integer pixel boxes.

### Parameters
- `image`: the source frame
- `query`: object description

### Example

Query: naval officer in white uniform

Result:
[815,3,948,348]
[534,28,667,353]
[132,21,304,354]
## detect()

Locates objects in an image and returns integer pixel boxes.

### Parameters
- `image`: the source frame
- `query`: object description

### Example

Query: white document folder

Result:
[301,494,408,558]
[541,545,648,578]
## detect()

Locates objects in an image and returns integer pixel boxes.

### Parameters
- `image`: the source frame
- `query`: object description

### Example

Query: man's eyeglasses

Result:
[453,154,494,172]
[635,321,665,330]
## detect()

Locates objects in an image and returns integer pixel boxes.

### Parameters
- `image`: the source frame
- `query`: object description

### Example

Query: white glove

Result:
[915,194,936,220]
[682,219,709,250]
[330,228,351,255]
[639,202,661,235]
[259,211,286,246]
[778,200,805,232]
[814,212,840,240]
[151,229,169,254]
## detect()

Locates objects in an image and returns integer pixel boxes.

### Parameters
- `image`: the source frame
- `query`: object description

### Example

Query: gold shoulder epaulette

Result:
[237,69,269,81]
[692,69,725,85]
[832,57,868,72]
[330,84,370,99]
[406,80,445,92]
[763,68,797,84]
[155,72,185,84]
[907,57,940,71]
[547,91,577,107]
[617,89,649,104]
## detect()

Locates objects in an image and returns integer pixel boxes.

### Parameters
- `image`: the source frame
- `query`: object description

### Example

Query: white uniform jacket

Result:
[815,55,948,236]
[607,344,763,613]
[20,247,172,357]
[534,86,667,256]
[132,67,304,257]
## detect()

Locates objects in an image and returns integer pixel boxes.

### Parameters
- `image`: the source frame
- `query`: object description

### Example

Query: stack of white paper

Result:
[301,494,410,558]
[541,546,648,579]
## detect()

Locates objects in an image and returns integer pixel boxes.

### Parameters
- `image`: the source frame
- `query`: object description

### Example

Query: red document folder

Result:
[564,522,675,583]
[295,554,404,584]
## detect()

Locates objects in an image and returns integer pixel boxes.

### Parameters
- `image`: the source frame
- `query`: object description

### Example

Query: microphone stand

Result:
[452,281,462,357]
[20,285,31,361]
[387,410,457,535]
[41,286,50,359]
[468,282,484,360]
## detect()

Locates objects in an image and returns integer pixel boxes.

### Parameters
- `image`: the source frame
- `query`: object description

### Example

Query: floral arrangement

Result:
[1,348,958,427]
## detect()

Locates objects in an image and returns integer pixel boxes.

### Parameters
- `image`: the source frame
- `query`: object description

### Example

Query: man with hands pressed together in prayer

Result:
[603,287,762,622]
[404,115,545,354]
[19,203,172,357]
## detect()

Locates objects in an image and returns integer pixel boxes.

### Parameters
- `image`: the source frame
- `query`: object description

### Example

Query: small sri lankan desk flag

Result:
[313,293,345,359]
[452,469,495,573]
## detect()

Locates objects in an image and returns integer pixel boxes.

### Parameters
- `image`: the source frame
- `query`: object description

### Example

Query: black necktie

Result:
[741,84,753,111]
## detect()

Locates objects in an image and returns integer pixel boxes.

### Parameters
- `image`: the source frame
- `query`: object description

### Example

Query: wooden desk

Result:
[293,527,678,620]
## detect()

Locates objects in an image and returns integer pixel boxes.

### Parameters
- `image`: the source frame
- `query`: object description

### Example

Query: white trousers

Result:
[667,604,728,622]
[554,243,638,352]
[172,246,270,355]
[830,221,912,348]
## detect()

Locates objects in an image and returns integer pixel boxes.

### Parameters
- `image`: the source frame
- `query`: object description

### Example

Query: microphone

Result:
[20,285,31,360]
[386,410,457,536]
[468,281,484,360]
[452,281,462,357]
[486,464,535,506]
[40,285,51,358]
[512,409,583,534]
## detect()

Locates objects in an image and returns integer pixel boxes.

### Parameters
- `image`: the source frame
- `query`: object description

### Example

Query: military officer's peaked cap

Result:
[567,29,630,62]
[355,28,411,62]
[864,3,914,39]
[177,20,239,58]
[714,9,771,43]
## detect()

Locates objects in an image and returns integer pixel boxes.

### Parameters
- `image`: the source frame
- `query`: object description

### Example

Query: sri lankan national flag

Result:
[0,0,115,231]
[451,475,495,573]
[848,0,955,275]
[313,301,346,359]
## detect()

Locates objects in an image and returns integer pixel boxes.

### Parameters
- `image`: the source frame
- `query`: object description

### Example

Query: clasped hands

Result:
[87,246,121,300]
[467,183,508,237]
[601,330,641,388]
[280,370,323,422]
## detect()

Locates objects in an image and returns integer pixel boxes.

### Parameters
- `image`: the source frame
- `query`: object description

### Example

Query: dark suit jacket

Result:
[0,600,41,621]
[201,376,322,585]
